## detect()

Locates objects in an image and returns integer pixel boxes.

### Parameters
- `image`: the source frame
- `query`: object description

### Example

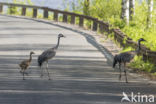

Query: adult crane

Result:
[38,33,65,80]
[113,38,146,83]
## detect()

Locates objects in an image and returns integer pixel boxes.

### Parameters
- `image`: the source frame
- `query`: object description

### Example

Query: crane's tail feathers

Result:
[113,55,118,68]
[38,62,42,67]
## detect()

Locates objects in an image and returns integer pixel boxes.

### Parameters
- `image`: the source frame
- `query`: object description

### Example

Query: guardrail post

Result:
[63,14,68,22]
[44,8,48,18]
[9,6,14,14]
[92,20,97,31]
[99,22,104,33]
[79,17,84,27]
[33,8,37,18]
[0,4,3,13]
[70,15,75,24]
[22,7,26,16]
[54,11,58,21]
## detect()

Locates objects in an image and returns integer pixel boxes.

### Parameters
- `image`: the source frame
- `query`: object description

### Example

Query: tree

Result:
[129,0,135,20]
[147,0,153,28]
[121,0,129,24]
[83,0,90,16]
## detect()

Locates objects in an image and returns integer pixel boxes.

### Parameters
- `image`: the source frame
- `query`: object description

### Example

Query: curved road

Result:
[0,14,155,104]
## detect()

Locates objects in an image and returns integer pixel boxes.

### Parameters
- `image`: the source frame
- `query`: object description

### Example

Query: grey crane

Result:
[38,33,65,80]
[112,38,146,83]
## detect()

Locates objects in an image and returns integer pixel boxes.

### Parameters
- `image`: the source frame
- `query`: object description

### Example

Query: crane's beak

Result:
[63,35,66,38]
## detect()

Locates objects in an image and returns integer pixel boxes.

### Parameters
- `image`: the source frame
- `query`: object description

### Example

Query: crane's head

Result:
[30,51,35,55]
[138,38,146,42]
[58,33,65,38]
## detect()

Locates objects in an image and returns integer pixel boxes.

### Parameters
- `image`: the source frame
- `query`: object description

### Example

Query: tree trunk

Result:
[147,0,153,28]
[129,0,135,20]
[121,0,129,24]
[83,0,90,16]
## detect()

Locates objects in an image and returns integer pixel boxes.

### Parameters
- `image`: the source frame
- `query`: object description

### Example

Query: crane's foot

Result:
[20,71,29,76]
[48,78,51,80]
[119,75,121,81]
[40,74,43,78]
[24,72,29,76]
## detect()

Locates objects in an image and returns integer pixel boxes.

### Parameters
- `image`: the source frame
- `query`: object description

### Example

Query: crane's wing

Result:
[42,48,56,59]
[19,59,29,68]
[119,51,135,62]
[38,48,56,63]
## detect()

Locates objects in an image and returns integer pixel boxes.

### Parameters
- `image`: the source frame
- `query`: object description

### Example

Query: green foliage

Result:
[83,0,90,16]
[109,17,126,29]
[73,0,156,73]
[130,56,155,73]
[84,20,92,29]
[62,0,70,11]
[121,48,156,73]
[71,0,83,14]
[7,0,33,16]
[7,0,22,15]
[89,0,121,20]
[121,1,156,51]
[120,47,134,53]
[75,0,156,51]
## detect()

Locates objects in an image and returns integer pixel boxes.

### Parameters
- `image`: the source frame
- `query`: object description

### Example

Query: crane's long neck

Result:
[55,37,61,49]
[29,54,32,62]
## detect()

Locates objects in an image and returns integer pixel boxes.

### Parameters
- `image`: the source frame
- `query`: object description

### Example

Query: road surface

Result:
[0,14,155,104]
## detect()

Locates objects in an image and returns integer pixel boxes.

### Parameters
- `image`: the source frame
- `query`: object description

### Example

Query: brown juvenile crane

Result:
[19,51,35,80]
[113,38,146,83]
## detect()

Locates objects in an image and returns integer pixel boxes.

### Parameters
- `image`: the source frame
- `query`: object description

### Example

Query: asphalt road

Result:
[0,14,155,104]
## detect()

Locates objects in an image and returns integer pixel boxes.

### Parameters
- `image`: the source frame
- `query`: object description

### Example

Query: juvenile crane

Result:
[113,38,146,83]
[38,33,65,80]
[19,51,35,80]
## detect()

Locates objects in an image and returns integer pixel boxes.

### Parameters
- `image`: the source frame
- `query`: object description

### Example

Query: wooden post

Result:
[70,15,75,24]
[79,17,84,27]
[44,8,48,18]
[33,8,37,18]
[22,7,26,16]
[103,23,110,33]
[63,14,68,22]
[0,4,3,13]
[54,11,58,21]
[9,6,14,14]
[92,20,97,31]
[99,23,104,33]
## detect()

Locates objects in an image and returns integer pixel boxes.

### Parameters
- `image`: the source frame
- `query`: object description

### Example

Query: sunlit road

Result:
[0,14,155,104]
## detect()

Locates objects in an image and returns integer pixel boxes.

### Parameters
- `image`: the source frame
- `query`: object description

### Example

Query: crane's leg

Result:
[119,63,121,80]
[20,69,28,76]
[40,66,44,78]
[124,63,128,83]
[46,61,51,80]
[20,69,22,73]
[23,70,25,80]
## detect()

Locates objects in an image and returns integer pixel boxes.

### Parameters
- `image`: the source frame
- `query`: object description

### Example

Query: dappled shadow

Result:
[0,14,114,65]
[0,43,155,104]
[0,14,155,104]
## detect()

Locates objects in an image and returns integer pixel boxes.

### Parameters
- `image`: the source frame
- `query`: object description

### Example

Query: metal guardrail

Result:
[0,2,155,64]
